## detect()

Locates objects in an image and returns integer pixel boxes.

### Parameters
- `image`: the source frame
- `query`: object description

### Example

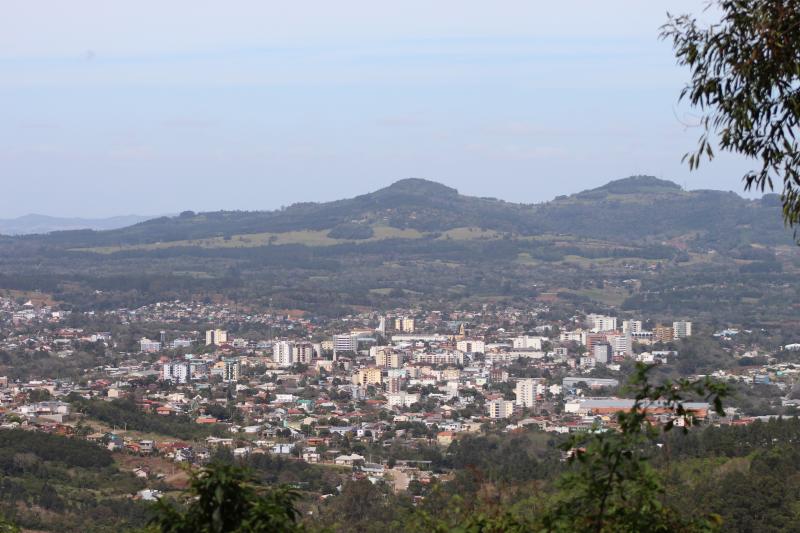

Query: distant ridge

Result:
[0,214,156,235]
[579,175,683,195]
[8,175,793,249]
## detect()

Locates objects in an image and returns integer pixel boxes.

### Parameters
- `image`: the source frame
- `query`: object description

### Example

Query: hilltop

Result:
[16,176,792,250]
[0,175,796,318]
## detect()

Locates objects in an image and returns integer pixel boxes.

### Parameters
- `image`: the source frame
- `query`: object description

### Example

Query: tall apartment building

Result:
[673,321,693,338]
[387,376,402,394]
[622,320,643,334]
[593,343,611,364]
[512,335,544,350]
[139,338,162,353]
[654,325,674,343]
[487,400,515,419]
[372,347,403,368]
[354,367,382,387]
[608,333,632,356]
[222,357,240,382]
[456,339,485,353]
[515,378,540,408]
[332,334,359,353]
[295,342,315,364]
[413,352,464,366]
[585,333,607,355]
[587,314,617,333]
[205,329,228,346]
[273,341,294,367]
[162,361,191,384]
[394,316,415,333]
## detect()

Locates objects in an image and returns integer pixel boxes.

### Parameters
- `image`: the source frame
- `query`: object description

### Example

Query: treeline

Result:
[0,429,150,532]
[70,397,225,441]
[0,429,112,469]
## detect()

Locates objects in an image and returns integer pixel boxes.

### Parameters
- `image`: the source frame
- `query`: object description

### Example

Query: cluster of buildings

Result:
[3,295,795,497]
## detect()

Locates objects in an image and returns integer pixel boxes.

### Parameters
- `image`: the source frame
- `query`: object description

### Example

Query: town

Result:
[1,294,794,502]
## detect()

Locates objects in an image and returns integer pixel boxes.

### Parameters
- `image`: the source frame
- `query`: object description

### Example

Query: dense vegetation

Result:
[0,430,149,532]
[0,177,797,322]
[70,398,225,441]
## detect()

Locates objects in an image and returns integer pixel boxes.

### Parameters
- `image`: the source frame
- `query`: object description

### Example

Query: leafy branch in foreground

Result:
[541,363,728,532]
[662,0,800,228]
[149,462,302,533]
[412,363,727,533]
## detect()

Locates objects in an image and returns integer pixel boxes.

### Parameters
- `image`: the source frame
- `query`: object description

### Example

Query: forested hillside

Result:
[0,176,797,321]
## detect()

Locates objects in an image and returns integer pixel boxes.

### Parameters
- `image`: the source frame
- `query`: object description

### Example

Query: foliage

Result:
[71,398,224,441]
[539,364,727,532]
[663,0,800,227]
[0,429,113,469]
[150,462,301,533]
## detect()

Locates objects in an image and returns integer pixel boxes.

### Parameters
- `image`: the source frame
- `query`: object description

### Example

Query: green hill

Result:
[14,176,793,250]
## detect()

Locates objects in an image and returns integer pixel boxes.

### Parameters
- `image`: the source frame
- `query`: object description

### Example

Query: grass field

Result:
[73,225,516,254]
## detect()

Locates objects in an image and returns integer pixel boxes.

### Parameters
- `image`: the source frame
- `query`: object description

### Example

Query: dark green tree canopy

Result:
[663,0,800,227]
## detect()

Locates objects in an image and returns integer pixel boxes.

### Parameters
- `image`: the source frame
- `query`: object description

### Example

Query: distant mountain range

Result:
[14,175,792,251]
[0,214,155,235]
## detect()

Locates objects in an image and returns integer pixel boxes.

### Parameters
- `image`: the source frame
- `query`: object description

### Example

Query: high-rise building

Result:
[587,314,617,333]
[354,367,382,387]
[512,335,544,350]
[222,357,240,382]
[205,329,228,346]
[515,378,540,408]
[609,333,633,356]
[394,316,415,333]
[487,400,515,419]
[654,325,674,343]
[332,334,358,353]
[139,338,162,353]
[673,321,693,338]
[387,376,402,394]
[273,341,294,367]
[456,339,485,353]
[294,342,315,364]
[622,320,642,334]
[593,343,611,364]
[162,361,191,384]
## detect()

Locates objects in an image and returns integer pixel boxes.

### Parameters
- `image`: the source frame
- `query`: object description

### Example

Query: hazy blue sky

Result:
[0,1,756,218]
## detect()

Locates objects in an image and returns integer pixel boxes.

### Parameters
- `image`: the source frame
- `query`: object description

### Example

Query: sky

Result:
[0,1,758,218]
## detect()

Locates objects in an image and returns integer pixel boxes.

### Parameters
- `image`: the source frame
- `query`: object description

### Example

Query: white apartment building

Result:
[560,330,588,345]
[515,378,541,408]
[273,341,294,367]
[333,334,359,353]
[139,338,161,353]
[456,339,485,354]
[487,400,515,419]
[205,329,228,346]
[607,333,633,356]
[394,316,415,333]
[387,392,419,408]
[512,335,545,350]
[622,320,643,334]
[222,357,240,382]
[593,343,611,364]
[587,314,617,333]
[413,352,464,366]
[673,321,693,338]
[162,362,191,384]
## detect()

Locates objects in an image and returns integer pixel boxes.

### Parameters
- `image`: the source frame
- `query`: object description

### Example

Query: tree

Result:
[662,1,800,227]
[410,364,728,532]
[539,364,728,532]
[150,462,301,533]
